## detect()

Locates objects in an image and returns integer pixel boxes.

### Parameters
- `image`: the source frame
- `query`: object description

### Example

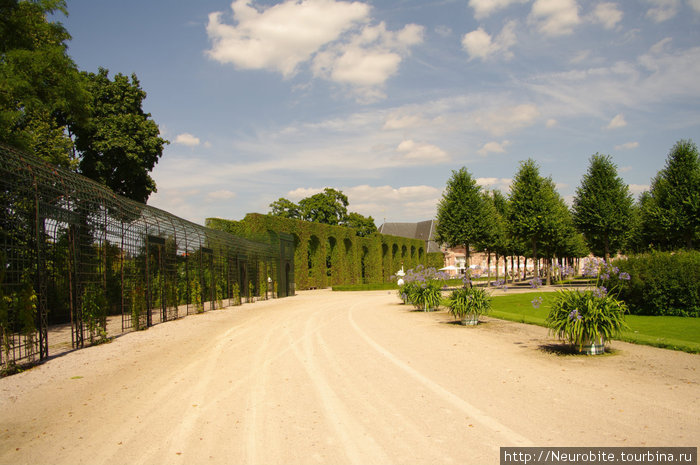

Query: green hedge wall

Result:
[207,214,434,290]
[610,251,699,317]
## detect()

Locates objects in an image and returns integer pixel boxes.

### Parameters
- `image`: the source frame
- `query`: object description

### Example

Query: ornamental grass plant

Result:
[396,265,449,311]
[545,258,630,353]
[447,286,491,325]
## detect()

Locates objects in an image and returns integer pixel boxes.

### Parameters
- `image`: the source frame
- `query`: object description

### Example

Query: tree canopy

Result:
[1,1,167,202]
[508,159,570,277]
[435,167,487,266]
[268,188,376,236]
[572,154,633,260]
[70,68,168,203]
[641,139,700,250]
[0,0,89,167]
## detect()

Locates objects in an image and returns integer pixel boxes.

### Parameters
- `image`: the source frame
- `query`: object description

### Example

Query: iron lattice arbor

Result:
[0,144,294,369]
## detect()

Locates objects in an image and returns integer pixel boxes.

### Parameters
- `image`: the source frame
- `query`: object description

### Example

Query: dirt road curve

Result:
[1,290,698,465]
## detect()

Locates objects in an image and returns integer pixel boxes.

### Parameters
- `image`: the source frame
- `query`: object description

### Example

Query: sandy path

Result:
[1,290,698,465]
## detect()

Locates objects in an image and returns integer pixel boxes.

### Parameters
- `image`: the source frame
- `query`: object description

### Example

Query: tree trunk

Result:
[604,234,610,263]
[545,258,551,286]
[487,252,492,285]
[495,253,499,283]
[532,237,538,278]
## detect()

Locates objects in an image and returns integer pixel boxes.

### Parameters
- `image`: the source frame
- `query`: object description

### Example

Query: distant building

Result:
[377,220,441,253]
[378,220,528,277]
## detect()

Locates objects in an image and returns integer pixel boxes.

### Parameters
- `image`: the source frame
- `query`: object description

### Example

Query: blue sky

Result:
[59,0,700,225]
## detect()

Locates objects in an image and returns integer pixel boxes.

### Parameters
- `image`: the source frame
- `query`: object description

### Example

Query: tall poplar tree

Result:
[435,168,486,268]
[641,139,700,250]
[508,159,563,279]
[572,154,633,261]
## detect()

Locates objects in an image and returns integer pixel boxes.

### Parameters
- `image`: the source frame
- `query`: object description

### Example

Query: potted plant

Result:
[545,259,629,354]
[447,286,491,325]
[397,266,448,312]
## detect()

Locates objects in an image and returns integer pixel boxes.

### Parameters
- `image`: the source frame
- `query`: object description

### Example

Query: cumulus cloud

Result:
[205,0,369,76]
[475,103,540,136]
[591,2,623,29]
[477,140,511,156]
[345,184,442,222]
[606,113,627,129]
[629,184,649,195]
[468,0,529,19]
[546,118,558,127]
[646,0,680,22]
[175,132,201,147]
[312,22,424,101]
[690,0,700,13]
[382,112,425,130]
[462,20,517,61]
[529,0,581,36]
[395,139,449,164]
[615,141,639,150]
[476,177,513,192]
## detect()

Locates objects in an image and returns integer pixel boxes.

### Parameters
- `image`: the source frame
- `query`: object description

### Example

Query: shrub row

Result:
[610,251,699,317]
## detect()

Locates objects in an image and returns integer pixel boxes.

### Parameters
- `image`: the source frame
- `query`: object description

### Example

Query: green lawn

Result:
[489,292,700,353]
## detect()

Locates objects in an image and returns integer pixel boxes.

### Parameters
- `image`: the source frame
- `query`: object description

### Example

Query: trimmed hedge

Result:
[610,251,699,317]
[207,214,433,290]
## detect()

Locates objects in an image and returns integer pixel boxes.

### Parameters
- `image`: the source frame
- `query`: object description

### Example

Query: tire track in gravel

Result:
[347,302,534,449]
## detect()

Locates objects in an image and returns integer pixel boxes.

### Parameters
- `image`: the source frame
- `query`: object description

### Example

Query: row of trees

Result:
[1,0,166,202]
[268,188,377,237]
[437,139,699,282]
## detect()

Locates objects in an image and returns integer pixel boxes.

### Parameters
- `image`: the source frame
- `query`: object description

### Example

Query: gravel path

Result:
[1,289,697,465]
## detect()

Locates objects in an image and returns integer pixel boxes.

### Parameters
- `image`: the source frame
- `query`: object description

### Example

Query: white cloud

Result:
[629,183,650,195]
[205,0,369,76]
[477,140,511,156]
[529,0,581,36]
[382,112,425,130]
[689,0,700,13]
[468,0,529,19]
[650,37,673,55]
[606,113,627,129]
[614,141,639,150]
[345,184,442,222]
[475,103,540,136]
[461,20,517,61]
[396,139,449,164]
[570,50,591,64]
[591,2,623,29]
[207,189,237,201]
[526,45,700,119]
[175,132,201,147]
[311,22,424,101]
[546,118,558,127]
[646,0,680,22]
[476,177,513,192]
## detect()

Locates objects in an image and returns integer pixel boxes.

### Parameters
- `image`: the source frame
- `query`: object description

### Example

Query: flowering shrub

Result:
[447,286,491,324]
[397,265,449,311]
[545,258,630,354]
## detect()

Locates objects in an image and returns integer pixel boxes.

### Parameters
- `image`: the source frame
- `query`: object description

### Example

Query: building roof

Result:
[378,220,441,253]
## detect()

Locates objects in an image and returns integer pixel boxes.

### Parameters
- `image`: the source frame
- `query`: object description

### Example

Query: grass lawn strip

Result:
[489,292,700,354]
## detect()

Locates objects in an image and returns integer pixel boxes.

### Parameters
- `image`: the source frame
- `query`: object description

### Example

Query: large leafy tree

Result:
[345,212,377,237]
[269,197,301,219]
[268,188,376,235]
[70,68,168,203]
[435,167,487,268]
[298,188,349,225]
[508,159,565,278]
[572,154,633,261]
[0,0,89,167]
[641,139,700,250]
